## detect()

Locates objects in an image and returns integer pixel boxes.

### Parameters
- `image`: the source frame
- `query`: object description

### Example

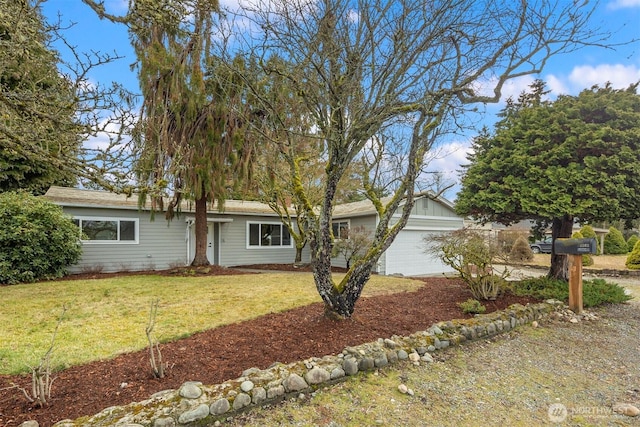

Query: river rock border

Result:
[48,300,564,427]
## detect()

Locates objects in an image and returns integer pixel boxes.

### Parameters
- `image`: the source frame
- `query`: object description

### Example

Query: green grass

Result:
[0,273,423,375]
[529,254,629,270]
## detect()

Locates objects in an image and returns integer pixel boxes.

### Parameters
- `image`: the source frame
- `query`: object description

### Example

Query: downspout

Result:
[186,219,194,266]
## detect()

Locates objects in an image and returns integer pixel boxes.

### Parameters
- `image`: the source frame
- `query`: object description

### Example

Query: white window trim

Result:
[246,221,294,249]
[332,219,351,240]
[74,216,140,245]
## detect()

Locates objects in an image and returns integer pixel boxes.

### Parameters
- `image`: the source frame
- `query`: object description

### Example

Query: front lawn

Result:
[529,254,629,270]
[0,272,423,375]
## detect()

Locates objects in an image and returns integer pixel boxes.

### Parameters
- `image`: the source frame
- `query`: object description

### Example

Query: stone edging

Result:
[47,300,564,427]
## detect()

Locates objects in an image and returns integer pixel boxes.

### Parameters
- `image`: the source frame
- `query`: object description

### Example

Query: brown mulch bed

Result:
[0,267,539,427]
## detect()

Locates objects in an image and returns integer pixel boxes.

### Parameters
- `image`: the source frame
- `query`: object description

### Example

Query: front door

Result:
[189,222,215,265]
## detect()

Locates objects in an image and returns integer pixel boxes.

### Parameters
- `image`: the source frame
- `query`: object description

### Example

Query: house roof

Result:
[44,186,456,218]
[333,192,455,218]
[43,186,278,216]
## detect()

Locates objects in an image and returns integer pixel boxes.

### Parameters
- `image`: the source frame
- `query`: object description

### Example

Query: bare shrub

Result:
[424,228,509,300]
[80,263,104,274]
[332,226,373,269]
[12,305,67,406]
[146,299,166,379]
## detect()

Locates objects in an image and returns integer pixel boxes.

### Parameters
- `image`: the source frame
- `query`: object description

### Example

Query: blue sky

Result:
[42,0,640,199]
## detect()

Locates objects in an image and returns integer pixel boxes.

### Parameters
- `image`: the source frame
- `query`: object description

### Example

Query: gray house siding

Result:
[47,187,462,276]
[330,214,378,269]
[65,208,312,272]
[63,207,187,273]
[410,197,459,218]
[394,215,463,230]
[218,214,311,267]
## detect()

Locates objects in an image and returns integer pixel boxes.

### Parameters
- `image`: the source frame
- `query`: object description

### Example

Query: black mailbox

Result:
[554,238,597,255]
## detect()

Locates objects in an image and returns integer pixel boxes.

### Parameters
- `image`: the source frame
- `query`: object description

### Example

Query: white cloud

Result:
[429,141,471,175]
[82,117,133,151]
[430,139,470,164]
[347,9,360,23]
[607,0,640,10]
[545,74,569,96]
[421,140,473,198]
[568,64,640,88]
[471,74,539,106]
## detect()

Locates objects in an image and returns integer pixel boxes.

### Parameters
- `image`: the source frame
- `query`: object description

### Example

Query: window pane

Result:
[271,225,282,246]
[83,221,117,240]
[120,221,136,241]
[249,223,260,246]
[262,224,275,246]
[333,221,349,239]
[282,226,291,246]
[339,223,349,239]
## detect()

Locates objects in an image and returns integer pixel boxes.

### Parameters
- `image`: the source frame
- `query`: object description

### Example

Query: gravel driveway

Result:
[230,272,640,427]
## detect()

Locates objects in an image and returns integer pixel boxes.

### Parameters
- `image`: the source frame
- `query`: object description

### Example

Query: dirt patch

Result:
[0,270,537,427]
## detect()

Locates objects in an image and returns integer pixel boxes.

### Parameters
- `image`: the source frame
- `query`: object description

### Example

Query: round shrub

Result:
[0,191,82,284]
[579,225,600,255]
[626,240,640,270]
[604,226,628,255]
[627,234,639,253]
[509,235,534,262]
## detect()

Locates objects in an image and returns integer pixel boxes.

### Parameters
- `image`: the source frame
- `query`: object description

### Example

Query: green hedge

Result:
[510,277,632,307]
[0,191,82,284]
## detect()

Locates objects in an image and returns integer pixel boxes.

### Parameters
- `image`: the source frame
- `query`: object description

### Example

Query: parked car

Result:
[530,236,553,254]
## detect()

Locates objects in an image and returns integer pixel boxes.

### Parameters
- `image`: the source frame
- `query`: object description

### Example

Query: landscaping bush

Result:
[511,277,632,307]
[424,228,509,300]
[496,230,528,256]
[580,225,600,255]
[510,277,568,301]
[0,191,82,284]
[582,279,632,307]
[458,298,486,314]
[627,234,639,253]
[509,235,534,262]
[626,240,640,270]
[603,226,628,255]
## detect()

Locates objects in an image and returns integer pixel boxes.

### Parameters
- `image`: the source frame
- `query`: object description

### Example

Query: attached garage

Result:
[333,194,465,277]
[383,228,458,276]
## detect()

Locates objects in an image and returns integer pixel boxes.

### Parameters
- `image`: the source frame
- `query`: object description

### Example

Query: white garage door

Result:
[385,230,454,276]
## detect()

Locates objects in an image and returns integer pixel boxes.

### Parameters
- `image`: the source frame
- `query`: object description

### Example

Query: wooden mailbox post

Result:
[554,238,598,314]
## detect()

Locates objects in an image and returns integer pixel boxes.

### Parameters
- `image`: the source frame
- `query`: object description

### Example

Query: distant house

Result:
[465,219,609,254]
[44,186,463,276]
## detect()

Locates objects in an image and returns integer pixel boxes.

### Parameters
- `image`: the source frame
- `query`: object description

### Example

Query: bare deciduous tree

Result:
[223,0,608,318]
